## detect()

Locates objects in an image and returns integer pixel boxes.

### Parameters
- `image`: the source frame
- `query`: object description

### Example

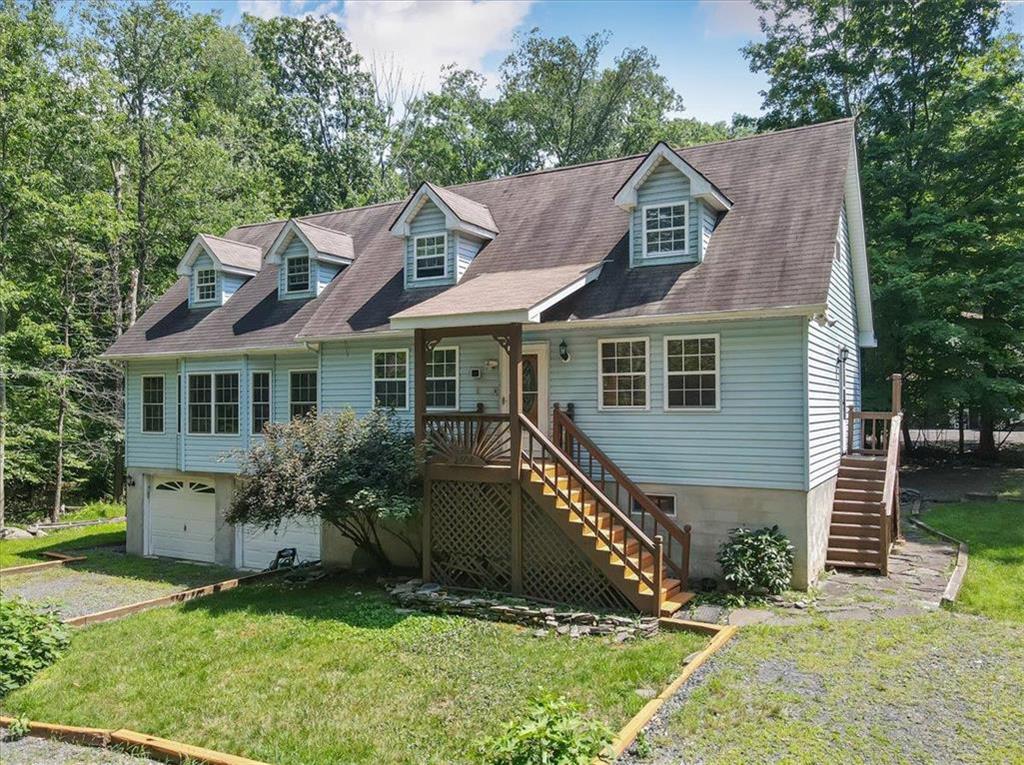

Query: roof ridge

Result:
[295,218,353,236]
[677,117,855,153]
[201,233,261,248]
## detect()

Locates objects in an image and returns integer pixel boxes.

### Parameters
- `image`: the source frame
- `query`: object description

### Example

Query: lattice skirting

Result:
[521,491,634,611]
[429,480,513,592]
[427,478,633,612]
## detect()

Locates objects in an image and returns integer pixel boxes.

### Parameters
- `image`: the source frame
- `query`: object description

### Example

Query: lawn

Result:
[0,522,127,568]
[652,613,1024,764]
[922,500,1024,623]
[1,579,707,764]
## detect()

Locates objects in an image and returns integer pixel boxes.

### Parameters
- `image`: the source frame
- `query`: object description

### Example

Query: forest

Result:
[1,0,1022,524]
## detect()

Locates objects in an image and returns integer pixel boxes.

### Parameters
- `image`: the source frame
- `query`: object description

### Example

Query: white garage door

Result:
[238,518,321,570]
[149,478,217,562]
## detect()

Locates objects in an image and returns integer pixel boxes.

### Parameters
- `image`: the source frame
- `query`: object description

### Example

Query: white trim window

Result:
[642,201,689,257]
[599,338,649,409]
[286,255,310,293]
[187,372,239,434]
[425,346,458,410]
[414,234,447,279]
[665,335,720,410]
[251,371,272,434]
[373,350,409,410]
[141,375,164,433]
[194,268,217,302]
[289,370,317,419]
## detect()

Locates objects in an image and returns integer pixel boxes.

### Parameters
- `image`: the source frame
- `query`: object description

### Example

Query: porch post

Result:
[890,373,903,414]
[507,323,523,594]
[414,328,430,581]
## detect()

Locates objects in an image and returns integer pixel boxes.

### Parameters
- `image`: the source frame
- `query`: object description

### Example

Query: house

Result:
[103,118,899,614]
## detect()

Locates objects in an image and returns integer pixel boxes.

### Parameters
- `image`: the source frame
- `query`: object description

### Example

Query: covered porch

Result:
[411,323,693,616]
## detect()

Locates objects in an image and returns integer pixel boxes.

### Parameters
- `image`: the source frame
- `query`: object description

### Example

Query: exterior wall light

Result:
[559,339,570,362]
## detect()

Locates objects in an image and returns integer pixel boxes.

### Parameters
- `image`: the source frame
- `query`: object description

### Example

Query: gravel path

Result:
[0,732,161,764]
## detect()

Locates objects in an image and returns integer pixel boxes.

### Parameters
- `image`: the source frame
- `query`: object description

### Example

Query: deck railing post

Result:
[653,535,664,616]
[890,373,903,414]
[846,405,855,453]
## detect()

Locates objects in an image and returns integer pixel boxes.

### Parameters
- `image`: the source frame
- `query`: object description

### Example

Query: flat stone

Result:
[692,605,725,624]
[635,687,657,699]
[533,629,549,638]
[416,583,442,594]
[556,624,571,635]
[728,608,774,627]
[614,631,632,643]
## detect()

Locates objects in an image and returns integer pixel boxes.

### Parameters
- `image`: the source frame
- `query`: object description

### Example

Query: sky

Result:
[186,0,1024,124]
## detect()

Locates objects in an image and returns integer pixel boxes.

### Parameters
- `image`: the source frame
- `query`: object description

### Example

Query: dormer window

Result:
[286,255,310,293]
[414,234,447,279]
[195,269,217,302]
[643,202,689,257]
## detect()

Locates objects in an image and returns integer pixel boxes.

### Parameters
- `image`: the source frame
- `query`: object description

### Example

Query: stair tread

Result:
[659,590,695,615]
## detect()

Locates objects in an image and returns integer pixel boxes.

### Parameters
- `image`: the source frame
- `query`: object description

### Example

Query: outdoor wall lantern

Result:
[559,339,571,362]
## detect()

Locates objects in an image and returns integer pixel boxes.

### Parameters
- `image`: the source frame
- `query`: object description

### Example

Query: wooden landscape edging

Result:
[907,517,970,605]
[63,567,286,627]
[0,552,88,576]
[0,715,269,765]
[601,620,739,761]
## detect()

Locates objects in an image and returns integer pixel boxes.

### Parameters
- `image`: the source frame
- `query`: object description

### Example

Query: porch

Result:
[412,324,694,617]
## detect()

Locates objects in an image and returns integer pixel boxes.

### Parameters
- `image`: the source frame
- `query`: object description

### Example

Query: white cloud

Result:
[237,0,291,20]
[700,0,764,37]
[341,1,532,94]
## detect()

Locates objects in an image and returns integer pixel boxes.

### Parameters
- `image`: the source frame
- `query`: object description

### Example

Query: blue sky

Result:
[188,0,1024,124]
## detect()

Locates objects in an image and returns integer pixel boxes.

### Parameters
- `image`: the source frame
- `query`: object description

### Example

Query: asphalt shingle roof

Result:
[103,118,854,358]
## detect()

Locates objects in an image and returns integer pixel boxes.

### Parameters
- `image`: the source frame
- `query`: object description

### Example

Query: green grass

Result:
[1,580,706,764]
[62,501,126,522]
[0,523,127,568]
[922,501,1024,623]
[662,613,1024,764]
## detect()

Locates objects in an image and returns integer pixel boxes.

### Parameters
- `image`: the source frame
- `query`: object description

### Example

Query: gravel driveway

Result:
[0,732,161,765]
[1,549,236,619]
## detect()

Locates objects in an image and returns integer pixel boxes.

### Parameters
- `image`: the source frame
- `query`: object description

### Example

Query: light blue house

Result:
[104,119,880,610]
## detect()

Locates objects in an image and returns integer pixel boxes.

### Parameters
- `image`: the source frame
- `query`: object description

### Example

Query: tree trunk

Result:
[110,158,127,500]
[978,410,998,458]
[0,308,6,530]
[958,403,965,456]
[52,370,68,524]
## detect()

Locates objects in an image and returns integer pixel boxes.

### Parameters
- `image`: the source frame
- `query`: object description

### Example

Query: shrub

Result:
[716,525,794,596]
[228,409,421,571]
[481,693,613,765]
[0,597,69,696]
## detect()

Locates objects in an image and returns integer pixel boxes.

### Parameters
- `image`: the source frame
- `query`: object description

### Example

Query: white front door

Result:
[237,519,321,570]
[148,477,217,562]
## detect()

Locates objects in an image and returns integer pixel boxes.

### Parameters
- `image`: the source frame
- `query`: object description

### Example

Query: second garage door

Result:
[237,518,321,570]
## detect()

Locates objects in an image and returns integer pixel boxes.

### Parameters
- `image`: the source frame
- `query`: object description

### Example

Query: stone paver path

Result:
[725,521,956,627]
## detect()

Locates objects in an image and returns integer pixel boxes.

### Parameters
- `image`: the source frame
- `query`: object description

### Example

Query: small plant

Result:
[0,597,70,696]
[716,525,794,596]
[5,713,31,740]
[632,729,652,758]
[481,693,614,765]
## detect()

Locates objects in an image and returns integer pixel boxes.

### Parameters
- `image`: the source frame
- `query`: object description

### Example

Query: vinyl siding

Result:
[125,359,179,469]
[455,233,484,280]
[320,337,502,419]
[529,318,807,489]
[630,161,699,267]
[806,204,861,488]
[404,200,456,289]
[699,201,717,259]
[317,261,342,293]
[222,272,247,301]
[181,357,246,473]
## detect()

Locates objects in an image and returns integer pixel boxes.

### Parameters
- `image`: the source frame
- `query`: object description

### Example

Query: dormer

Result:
[265,219,354,300]
[614,142,731,268]
[176,234,262,308]
[389,182,498,289]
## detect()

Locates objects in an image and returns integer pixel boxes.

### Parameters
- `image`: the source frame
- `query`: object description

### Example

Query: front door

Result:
[522,353,540,425]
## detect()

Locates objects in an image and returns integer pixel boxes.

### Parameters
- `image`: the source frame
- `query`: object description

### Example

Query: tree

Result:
[744,0,1024,454]
[228,410,421,571]
[243,13,392,215]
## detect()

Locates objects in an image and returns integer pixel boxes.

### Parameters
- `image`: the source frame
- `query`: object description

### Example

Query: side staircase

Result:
[826,375,904,575]
[519,411,694,616]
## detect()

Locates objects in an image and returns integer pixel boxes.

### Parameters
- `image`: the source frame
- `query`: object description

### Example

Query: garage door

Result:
[238,518,321,570]
[149,478,217,562]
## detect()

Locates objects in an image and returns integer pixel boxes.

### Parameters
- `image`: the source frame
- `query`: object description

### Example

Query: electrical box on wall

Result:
[470,368,482,379]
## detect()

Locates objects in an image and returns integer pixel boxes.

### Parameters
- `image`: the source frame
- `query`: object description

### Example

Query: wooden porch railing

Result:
[878,411,903,575]
[847,410,895,455]
[552,405,691,586]
[423,413,511,466]
[519,413,665,613]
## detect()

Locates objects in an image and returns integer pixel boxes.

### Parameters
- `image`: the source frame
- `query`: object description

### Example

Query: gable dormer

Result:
[265,219,354,300]
[177,234,262,308]
[614,142,731,268]
[389,182,498,289]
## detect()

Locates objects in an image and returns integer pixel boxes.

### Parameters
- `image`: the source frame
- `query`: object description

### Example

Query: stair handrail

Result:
[518,413,662,597]
[552,405,690,583]
[878,411,903,576]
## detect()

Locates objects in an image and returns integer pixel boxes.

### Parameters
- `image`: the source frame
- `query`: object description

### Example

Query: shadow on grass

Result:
[175,573,423,630]
[63,550,240,589]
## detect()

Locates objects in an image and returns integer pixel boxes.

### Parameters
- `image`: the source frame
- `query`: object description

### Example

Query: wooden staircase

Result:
[826,375,904,575]
[519,414,694,617]
[827,455,888,571]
